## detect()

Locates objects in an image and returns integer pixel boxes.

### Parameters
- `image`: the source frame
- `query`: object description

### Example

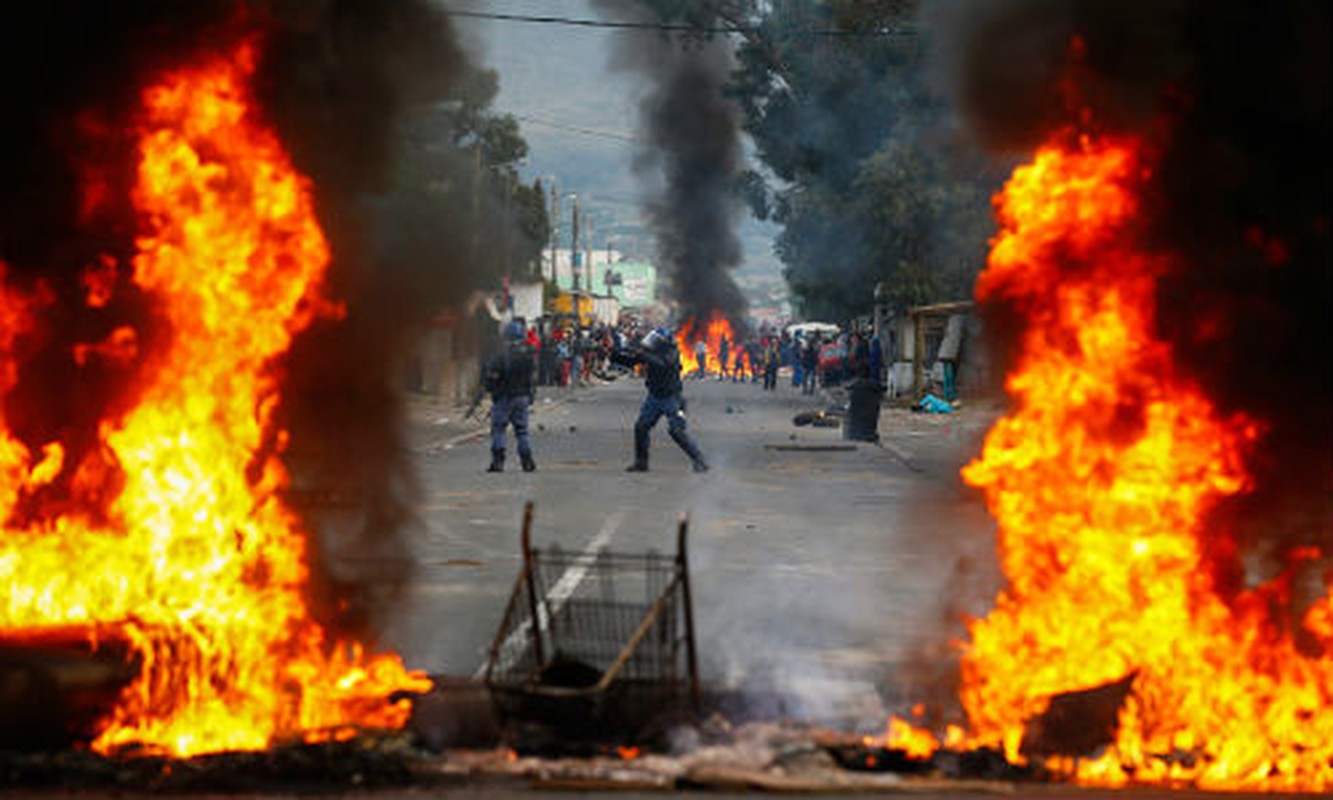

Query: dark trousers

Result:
[633,393,704,466]
[490,395,532,455]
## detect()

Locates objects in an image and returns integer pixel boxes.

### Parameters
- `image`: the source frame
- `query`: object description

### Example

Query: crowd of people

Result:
[520,321,626,388]
[479,316,886,473]
[690,328,884,394]
[506,317,885,394]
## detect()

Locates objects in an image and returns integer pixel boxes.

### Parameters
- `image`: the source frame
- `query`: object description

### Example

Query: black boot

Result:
[486,449,504,472]
[669,428,708,473]
[626,425,650,471]
[520,451,537,472]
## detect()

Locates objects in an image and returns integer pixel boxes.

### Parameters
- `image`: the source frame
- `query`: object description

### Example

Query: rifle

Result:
[464,385,487,420]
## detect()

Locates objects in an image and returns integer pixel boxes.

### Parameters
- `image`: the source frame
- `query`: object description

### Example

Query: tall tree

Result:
[396,64,550,286]
[730,0,1005,320]
[598,0,1002,320]
[620,1,993,319]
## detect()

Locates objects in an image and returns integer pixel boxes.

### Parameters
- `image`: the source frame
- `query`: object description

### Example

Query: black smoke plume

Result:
[1,1,473,637]
[942,0,1331,575]
[594,2,748,330]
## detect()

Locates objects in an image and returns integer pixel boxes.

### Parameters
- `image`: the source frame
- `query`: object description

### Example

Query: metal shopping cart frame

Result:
[482,502,701,751]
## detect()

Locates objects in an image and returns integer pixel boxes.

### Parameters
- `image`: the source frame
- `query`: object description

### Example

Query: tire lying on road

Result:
[793,410,842,428]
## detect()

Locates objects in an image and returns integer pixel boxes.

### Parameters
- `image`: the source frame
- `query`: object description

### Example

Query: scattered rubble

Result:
[0,720,1033,794]
[425,720,1024,794]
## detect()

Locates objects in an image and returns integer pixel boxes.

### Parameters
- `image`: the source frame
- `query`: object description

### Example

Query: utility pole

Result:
[570,193,581,292]
[548,181,559,283]
[584,213,596,293]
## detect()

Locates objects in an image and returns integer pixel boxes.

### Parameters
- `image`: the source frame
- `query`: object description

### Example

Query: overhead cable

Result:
[446,9,913,37]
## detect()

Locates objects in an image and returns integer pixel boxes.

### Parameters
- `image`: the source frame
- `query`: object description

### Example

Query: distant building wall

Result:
[603,261,657,308]
[411,303,494,404]
[591,295,620,325]
[884,303,995,400]
[509,281,543,324]
[542,249,658,309]
[543,248,623,293]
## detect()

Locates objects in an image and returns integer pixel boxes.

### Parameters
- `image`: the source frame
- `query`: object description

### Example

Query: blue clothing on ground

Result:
[916,393,954,414]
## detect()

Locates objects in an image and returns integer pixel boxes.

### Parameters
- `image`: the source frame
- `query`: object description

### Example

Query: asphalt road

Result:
[9,379,1320,800]
[376,373,1002,730]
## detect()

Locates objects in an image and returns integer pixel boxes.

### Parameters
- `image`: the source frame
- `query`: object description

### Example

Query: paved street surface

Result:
[378,373,1003,729]
[11,379,1318,800]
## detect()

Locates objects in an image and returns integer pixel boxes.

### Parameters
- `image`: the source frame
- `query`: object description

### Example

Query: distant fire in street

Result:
[0,38,428,758]
[676,312,743,377]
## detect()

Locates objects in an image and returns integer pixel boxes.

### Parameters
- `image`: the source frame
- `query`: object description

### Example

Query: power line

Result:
[511,113,639,143]
[445,9,913,37]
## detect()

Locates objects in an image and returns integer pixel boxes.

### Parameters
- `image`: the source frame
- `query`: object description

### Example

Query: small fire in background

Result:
[615,745,641,761]
[676,312,744,378]
[0,38,428,757]
[875,123,1331,791]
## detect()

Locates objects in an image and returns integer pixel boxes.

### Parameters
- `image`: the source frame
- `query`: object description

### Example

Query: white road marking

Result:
[473,508,626,678]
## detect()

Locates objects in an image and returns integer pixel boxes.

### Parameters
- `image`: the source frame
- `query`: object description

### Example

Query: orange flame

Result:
[676,313,743,377]
[882,717,938,760]
[0,41,428,757]
[950,132,1332,790]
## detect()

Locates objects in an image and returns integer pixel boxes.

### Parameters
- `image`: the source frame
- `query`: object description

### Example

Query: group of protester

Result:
[695,329,884,395]
[526,322,624,388]
[480,317,885,475]
[690,334,782,390]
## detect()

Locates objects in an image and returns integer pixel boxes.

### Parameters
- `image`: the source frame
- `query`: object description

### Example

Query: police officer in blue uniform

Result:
[483,319,537,472]
[611,326,708,473]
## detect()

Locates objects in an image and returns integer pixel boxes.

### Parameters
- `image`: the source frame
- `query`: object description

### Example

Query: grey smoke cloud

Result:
[594,2,749,330]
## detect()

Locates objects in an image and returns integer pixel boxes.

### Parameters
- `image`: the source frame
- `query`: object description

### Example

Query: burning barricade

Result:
[867,120,1332,793]
[0,36,427,759]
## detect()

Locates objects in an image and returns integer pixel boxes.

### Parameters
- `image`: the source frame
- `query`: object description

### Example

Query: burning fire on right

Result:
[879,123,1330,790]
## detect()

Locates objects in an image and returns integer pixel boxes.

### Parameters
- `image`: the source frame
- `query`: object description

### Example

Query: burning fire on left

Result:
[0,40,429,757]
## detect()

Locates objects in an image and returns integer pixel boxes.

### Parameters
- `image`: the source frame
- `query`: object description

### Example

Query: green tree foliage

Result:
[396,64,550,285]
[727,0,1006,320]
[633,0,1003,320]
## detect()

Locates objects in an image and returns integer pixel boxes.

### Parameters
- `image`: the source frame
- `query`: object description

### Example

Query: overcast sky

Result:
[448,1,784,288]
[450,0,646,194]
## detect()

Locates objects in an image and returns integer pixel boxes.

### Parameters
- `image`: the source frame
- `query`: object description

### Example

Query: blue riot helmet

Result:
[503,319,526,341]
[641,326,672,352]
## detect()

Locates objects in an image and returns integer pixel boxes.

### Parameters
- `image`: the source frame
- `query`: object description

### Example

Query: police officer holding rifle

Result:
[477,319,537,473]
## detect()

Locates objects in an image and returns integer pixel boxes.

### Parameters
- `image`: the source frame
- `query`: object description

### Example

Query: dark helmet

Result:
[503,319,525,341]
[641,326,672,352]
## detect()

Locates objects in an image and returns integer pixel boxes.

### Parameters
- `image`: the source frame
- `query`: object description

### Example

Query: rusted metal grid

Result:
[483,502,700,752]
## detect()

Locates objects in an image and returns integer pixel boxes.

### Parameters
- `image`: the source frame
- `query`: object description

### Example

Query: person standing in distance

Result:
[482,319,537,472]
[611,326,708,473]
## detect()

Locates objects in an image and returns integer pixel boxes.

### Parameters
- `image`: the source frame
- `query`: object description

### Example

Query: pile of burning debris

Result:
[0,504,1151,795]
[0,675,1126,795]
[414,716,1027,794]
[0,694,1032,795]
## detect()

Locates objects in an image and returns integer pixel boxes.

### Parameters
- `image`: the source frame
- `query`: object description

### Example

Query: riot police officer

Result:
[482,319,537,472]
[611,326,708,473]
